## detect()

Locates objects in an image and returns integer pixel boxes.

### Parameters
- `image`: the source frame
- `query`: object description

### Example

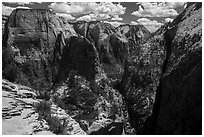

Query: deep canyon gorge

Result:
[2,2,202,135]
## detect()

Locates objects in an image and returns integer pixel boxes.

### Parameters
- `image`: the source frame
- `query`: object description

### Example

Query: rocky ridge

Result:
[2,2,202,135]
[119,2,202,135]
[2,8,142,135]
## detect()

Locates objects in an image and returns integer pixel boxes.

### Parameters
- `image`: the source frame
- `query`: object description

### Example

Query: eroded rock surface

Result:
[154,2,202,134]
[70,21,150,81]
[2,79,53,135]
[119,28,166,133]
[119,2,202,135]
[117,24,151,44]
[2,9,76,90]
[2,3,202,135]
[52,73,127,134]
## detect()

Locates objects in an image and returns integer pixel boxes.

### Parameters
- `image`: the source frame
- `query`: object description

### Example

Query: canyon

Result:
[2,2,202,135]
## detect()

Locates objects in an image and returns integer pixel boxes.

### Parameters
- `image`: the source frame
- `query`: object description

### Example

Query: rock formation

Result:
[119,2,202,135]
[70,21,150,82]
[119,24,166,133]
[153,2,202,134]
[2,9,138,135]
[2,9,76,90]
[2,79,86,135]
[117,24,151,44]
[2,2,202,135]
[2,15,8,34]
[2,79,53,135]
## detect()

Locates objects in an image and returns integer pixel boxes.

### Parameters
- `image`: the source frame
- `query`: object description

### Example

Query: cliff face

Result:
[2,9,136,135]
[119,2,202,135]
[2,15,8,34]
[2,9,76,90]
[119,27,166,133]
[117,24,151,44]
[54,36,101,83]
[154,2,202,134]
[2,2,202,135]
[70,21,150,82]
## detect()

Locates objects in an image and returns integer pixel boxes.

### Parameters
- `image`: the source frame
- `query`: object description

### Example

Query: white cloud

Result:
[165,2,186,8]
[55,13,75,20]
[16,6,30,9]
[165,18,173,22]
[76,13,110,21]
[132,2,185,17]
[76,14,93,21]
[3,2,42,5]
[96,2,126,16]
[111,15,123,21]
[104,21,124,27]
[137,18,163,33]
[3,2,31,5]
[2,4,31,16]
[93,14,111,21]
[2,4,15,16]
[130,21,138,25]
[49,2,126,22]
[49,2,93,15]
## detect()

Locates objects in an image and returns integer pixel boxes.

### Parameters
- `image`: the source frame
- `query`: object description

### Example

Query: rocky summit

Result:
[2,2,202,135]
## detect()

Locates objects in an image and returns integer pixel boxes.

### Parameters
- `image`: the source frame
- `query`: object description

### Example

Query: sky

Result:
[2,2,186,32]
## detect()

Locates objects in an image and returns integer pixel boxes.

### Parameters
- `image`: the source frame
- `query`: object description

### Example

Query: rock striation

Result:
[2,79,53,135]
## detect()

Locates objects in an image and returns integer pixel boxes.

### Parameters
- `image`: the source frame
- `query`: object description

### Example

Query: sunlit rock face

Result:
[117,24,151,44]
[2,2,202,135]
[2,15,8,34]
[2,9,76,90]
[2,9,135,135]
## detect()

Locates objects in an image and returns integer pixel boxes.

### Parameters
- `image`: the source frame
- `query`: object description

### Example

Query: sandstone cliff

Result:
[2,2,202,135]
[119,2,202,135]
[2,9,76,90]
[154,2,202,134]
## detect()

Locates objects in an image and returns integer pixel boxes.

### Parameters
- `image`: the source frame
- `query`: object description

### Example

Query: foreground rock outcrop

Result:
[2,79,53,135]
[2,79,87,135]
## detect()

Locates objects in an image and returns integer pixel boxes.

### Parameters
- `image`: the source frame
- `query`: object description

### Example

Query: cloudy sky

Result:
[2,2,186,32]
